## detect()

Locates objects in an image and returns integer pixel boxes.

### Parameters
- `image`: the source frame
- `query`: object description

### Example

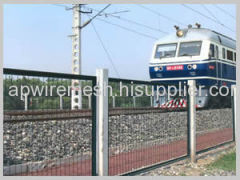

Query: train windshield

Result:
[155,43,177,58]
[178,41,202,56]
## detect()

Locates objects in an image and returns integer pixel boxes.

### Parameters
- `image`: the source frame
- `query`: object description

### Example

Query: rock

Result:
[3,108,233,171]
[22,137,30,142]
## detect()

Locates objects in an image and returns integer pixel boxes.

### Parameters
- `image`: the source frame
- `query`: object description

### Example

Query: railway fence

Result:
[3,68,236,176]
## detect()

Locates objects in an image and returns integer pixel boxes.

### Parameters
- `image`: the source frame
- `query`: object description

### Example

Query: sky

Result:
[3,4,236,81]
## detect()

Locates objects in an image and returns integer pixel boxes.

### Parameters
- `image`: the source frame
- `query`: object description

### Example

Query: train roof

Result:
[155,28,236,50]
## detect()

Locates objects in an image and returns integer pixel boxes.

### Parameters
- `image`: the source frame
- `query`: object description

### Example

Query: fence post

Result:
[112,96,116,108]
[188,80,196,163]
[88,95,92,109]
[96,69,108,176]
[133,96,136,107]
[59,96,63,110]
[91,78,97,176]
[231,85,236,141]
[24,94,28,111]
[150,96,153,107]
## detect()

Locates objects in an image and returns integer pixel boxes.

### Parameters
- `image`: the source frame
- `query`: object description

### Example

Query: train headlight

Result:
[176,30,184,37]
[187,64,192,70]
[159,66,163,71]
[154,67,159,71]
[192,64,197,69]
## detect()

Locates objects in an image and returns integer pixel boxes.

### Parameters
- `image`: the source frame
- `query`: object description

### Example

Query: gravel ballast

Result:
[3,108,233,171]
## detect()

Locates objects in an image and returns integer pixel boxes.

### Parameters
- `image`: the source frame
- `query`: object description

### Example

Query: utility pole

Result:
[71,4,82,110]
[53,4,127,110]
[69,4,111,110]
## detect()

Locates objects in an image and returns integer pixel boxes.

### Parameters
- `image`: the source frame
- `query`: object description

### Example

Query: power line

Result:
[181,4,235,32]
[114,16,168,34]
[90,16,159,40]
[201,5,221,24]
[91,21,121,78]
[81,4,111,28]
[85,6,168,34]
[102,10,130,15]
[137,4,187,27]
[51,4,71,9]
[214,4,235,19]
[83,6,130,16]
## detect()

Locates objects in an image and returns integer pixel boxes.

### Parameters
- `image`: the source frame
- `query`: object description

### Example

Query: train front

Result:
[149,26,218,108]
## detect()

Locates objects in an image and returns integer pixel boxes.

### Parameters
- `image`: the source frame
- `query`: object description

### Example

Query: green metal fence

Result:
[3,68,97,176]
[3,68,236,176]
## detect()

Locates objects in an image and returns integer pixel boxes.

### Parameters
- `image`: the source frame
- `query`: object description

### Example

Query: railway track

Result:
[4,106,226,122]
[4,107,188,122]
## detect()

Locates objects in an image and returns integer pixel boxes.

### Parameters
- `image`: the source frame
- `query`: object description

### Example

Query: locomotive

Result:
[149,24,236,108]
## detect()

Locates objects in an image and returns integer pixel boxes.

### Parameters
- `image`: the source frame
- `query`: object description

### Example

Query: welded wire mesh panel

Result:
[108,80,188,175]
[134,96,152,107]
[108,81,154,108]
[3,118,92,176]
[3,71,94,176]
[196,88,234,153]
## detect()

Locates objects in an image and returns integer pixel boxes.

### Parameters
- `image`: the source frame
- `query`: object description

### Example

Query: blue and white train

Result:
[149,24,236,108]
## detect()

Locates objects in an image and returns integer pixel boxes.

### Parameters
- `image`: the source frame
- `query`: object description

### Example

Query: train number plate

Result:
[166,65,184,71]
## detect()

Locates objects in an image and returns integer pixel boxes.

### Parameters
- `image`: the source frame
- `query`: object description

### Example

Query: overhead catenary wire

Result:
[201,5,222,24]
[84,6,168,34]
[137,4,188,27]
[181,4,235,32]
[87,15,158,40]
[90,21,121,78]
[52,4,157,77]
[214,4,235,19]
[113,16,168,34]
[51,4,71,9]
[83,6,130,16]
[82,4,111,28]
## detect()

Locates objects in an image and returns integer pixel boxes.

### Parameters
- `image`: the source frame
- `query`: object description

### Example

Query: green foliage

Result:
[4,77,73,110]
[4,77,153,110]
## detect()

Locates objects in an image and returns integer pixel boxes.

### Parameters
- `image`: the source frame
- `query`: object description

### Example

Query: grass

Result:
[207,151,236,172]
[179,172,186,176]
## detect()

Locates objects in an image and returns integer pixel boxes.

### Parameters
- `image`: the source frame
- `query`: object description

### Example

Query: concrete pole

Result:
[24,94,28,111]
[234,86,236,141]
[96,69,108,176]
[133,96,136,107]
[188,80,196,163]
[112,96,116,108]
[154,88,159,107]
[70,5,110,110]
[232,85,236,141]
[150,96,153,107]
[59,96,63,110]
[71,4,82,110]
[88,95,92,109]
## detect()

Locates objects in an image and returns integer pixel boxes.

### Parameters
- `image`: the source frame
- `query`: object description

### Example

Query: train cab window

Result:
[227,50,233,61]
[234,52,236,61]
[155,43,177,58]
[209,44,215,58]
[222,48,226,59]
[178,41,202,56]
